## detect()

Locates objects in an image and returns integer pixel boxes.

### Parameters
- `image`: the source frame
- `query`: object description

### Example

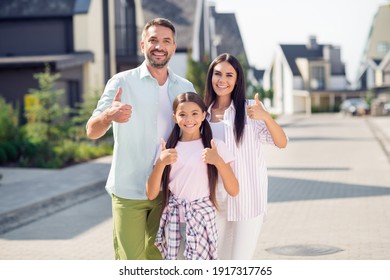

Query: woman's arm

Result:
[247,93,288,148]
[261,114,288,148]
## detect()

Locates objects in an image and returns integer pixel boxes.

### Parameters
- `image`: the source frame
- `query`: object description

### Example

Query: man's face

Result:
[140,25,177,69]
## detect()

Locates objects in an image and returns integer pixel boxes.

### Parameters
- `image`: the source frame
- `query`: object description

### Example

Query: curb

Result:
[0,180,106,235]
[366,117,390,163]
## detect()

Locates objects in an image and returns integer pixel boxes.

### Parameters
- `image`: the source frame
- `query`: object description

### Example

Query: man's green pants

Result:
[112,193,162,260]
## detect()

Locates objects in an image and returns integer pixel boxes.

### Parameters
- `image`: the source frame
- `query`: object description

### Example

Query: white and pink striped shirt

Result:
[208,100,275,221]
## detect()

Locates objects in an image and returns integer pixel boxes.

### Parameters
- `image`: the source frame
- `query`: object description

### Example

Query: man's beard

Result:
[146,51,171,69]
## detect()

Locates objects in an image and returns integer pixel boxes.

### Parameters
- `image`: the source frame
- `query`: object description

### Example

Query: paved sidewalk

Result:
[255,113,390,259]
[0,113,389,260]
[0,156,111,234]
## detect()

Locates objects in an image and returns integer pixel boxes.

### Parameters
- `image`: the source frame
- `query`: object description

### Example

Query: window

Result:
[310,66,325,90]
[115,0,137,57]
[377,42,389,55]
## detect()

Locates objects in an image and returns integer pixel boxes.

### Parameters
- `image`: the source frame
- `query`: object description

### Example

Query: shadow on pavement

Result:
[269,176,390,203]
[0,194,112,241]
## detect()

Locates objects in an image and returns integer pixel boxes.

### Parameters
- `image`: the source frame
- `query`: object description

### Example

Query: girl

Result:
[204,53,288,259]
[146,92,239,260]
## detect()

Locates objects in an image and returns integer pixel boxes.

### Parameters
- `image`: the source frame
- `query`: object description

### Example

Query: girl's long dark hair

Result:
[204,53,246,145]
[161,92,219,210]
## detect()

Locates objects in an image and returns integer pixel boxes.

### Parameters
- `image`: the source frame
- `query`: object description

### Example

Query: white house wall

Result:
[293,76,303,90]
[328,76,348,90]
[73,0,106,95]
[293,95,306,113]
[268,46,296,115]
[272,52,284,114]
[169,53,188,78]
[367,68,375,88]
[284,72,294,114]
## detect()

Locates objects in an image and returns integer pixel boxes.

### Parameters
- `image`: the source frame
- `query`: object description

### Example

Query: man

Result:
[86,18,195,260]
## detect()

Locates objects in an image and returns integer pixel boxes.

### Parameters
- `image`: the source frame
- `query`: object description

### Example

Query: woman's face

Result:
[211,61,237,98]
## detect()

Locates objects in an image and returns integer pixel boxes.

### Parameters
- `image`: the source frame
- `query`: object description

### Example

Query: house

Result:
[0,0,121,118]
[141,1,249,77]
[208,5,248,66]
[356,4,390,90]
[0,0,250,114]
[378,50,390,87]
[247,67,265,99]
[356,4,390,96]
[263,36,365,115]
[139,0,202,77]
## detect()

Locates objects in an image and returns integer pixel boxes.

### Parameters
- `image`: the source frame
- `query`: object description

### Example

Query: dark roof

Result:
[212,11,248,65]
[253,68,265,81]
[141,0,197,50]
[373,59,382,66]
[0,52,94,70]
[0,0,90,19]
[280,44,324,76]
[280,44,345,76]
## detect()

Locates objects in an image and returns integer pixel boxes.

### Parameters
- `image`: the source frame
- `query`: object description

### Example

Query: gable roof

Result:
[141,0,197,51]
[212,9,248,66]
[0,0,90,19]
[280,44,324,76]
[280,44,345,76]
[253,68,265,81]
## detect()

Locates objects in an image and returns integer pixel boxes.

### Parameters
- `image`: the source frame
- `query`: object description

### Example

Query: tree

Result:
[21,65,70,167]
[186,52,210,98]
[23,64,69,144]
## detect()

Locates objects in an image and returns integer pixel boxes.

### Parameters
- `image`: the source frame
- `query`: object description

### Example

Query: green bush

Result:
[0,143,18,162]
[0,97,19,141]
[0,146,7,164]
[0,69,113,168]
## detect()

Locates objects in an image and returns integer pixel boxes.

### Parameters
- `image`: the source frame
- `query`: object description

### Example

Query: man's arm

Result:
[86,87,132,139]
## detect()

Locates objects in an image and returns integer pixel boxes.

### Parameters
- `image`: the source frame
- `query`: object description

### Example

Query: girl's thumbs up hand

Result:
[202,139,221,165]
[159,138,177,166]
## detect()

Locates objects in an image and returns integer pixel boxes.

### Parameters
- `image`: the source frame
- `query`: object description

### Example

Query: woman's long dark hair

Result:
[204,53,246,145]
[161,92,219,210]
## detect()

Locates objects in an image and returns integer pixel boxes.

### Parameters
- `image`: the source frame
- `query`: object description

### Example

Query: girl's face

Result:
[173,101,206,141]
[211,61,237,98]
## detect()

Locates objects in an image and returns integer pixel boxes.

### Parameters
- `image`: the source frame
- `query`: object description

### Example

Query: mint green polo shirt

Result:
[92,61,195,199]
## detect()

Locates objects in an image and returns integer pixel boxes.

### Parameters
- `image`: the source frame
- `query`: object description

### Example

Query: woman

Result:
[204,53,288,259]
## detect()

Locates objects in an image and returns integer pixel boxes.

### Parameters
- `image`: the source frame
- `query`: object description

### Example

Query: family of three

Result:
[86,17,288,260]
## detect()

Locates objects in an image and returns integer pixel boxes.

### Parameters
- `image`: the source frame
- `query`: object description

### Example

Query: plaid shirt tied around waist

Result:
[155,194,218,260]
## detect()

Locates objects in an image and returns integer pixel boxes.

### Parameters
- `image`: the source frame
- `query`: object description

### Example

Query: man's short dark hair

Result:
[142,18,176,42]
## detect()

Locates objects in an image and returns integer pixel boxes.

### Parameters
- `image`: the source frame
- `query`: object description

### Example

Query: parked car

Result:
[340,98,370,116]
[383,102,390,115]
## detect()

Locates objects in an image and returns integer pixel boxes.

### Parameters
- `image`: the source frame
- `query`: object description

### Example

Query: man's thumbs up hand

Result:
[114,87,123,102]
[105,87,132,124]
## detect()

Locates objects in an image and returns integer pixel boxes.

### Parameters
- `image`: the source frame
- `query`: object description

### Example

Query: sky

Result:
[213,0,389,82]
